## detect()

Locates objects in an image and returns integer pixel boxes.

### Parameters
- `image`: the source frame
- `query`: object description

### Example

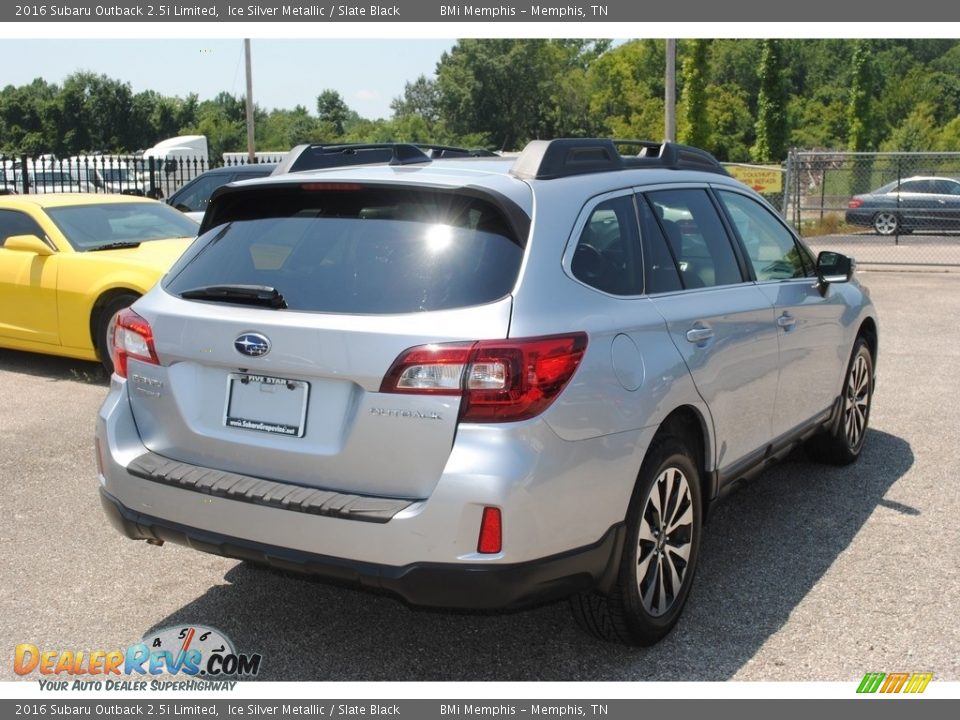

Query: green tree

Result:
[847,41,875,152]
[316,90,354,137]
[260,106,323,149]
[881,102,939,151]
[181,92,260,162]
[435,39,605,149]
[586,39,665,140]
[390,75,441,125]
[706,84,753,161]
[679,39,710,148]
[752,40,789,162]
[59,72,137,152]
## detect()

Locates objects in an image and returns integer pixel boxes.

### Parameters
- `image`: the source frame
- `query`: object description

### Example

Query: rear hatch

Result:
[122,181,529,500]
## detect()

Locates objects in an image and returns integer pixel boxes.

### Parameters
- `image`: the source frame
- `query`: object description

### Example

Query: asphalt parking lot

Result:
[1,270,958,682]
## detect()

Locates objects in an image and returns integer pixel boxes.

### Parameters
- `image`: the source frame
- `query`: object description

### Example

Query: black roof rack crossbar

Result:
[275,143,432,175]
[414,144,499,158]
[510,138,728,180]
[274,142,499,175]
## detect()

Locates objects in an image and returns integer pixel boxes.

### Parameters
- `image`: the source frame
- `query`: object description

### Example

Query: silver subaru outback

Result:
[96,139,877,645]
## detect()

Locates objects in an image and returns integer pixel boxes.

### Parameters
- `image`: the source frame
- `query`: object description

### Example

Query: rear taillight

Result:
[848,198,863,209]
[380,333,587,422]
[112,308,158,379]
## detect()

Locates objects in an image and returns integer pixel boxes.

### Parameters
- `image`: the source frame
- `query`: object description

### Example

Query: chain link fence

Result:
[783,150,960,267]
[0,154,265,200]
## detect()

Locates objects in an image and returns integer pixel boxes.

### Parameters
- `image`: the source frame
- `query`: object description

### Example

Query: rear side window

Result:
[166,186,525,314]
[571,196,643,295]
[645,189,743,288]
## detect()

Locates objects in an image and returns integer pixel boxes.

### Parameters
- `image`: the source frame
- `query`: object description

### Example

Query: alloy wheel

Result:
[635,466,694,617]
[844,353,871,450]
[873,212,898,235]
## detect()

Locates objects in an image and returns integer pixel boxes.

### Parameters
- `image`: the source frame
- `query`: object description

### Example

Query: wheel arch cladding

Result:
[657,405,712,509]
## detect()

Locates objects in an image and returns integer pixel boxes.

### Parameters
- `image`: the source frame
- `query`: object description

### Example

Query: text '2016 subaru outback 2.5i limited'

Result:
[96,139,877,645]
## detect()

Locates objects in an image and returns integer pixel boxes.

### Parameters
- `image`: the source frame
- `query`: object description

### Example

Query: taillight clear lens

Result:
[112,308,158,378]
[380,343,473,394]
[381,333,587,423]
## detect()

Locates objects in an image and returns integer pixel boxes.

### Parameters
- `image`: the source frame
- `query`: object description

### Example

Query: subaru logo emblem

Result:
[235,333,271,357]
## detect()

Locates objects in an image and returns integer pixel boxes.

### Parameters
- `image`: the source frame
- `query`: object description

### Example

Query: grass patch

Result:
[798,213,855,237]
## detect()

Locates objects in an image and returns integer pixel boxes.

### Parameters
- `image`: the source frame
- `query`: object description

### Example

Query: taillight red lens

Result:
[477,507,502,554]
[848,198,863,209]
[112,308,158,378]
[381,333,588,422]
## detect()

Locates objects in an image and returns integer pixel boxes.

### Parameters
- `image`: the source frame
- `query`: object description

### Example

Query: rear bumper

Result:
[100,487,624,610]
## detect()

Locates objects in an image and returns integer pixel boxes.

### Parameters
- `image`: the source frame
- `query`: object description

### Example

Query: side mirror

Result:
[816,251,854,284]
[3,234,54,256]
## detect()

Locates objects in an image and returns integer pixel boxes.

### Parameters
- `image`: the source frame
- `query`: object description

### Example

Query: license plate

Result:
[224,373,309,438]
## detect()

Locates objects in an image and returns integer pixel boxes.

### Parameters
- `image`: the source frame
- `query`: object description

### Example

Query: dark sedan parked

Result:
[846,176,960,235]
[167,163,277,222]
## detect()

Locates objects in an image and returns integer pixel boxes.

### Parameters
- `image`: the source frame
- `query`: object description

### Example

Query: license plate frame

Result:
[224,372,310,438]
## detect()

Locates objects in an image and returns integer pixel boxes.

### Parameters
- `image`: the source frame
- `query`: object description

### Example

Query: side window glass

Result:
[570,195,643,295]
[636,195,682,293]
[929,179,956,195]
[646,188,743,288]
[170,175,225,213]
[0,209,46,248]
[899,180,928,194]
[717,191,808,281]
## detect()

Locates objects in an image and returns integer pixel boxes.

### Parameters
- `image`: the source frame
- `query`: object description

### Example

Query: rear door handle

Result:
[777,313,797,330]
[686,325,714,344]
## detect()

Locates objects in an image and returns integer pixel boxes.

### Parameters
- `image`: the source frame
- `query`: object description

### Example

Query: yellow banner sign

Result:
[726,165,784,194]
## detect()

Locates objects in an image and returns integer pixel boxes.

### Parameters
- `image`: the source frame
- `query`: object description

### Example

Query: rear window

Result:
[165,186,525,314]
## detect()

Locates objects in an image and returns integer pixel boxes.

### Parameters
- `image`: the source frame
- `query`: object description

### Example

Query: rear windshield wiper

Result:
[87,241,142,252]
[179,284,288,309]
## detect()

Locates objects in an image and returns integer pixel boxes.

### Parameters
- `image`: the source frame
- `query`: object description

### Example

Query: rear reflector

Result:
[477,507,502,554]
[380,333,588,422]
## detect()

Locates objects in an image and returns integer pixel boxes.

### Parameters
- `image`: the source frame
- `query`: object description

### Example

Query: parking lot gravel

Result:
[1,270,958,682]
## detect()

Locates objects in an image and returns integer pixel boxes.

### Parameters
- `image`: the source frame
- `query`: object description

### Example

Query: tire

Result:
[570,435,703,646]
[95,293,139,375]
[806,338,874,465]
[873,212,899,236]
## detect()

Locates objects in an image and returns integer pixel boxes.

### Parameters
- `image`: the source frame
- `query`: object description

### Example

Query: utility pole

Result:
[665,39,677,143]
[244,39,256,164]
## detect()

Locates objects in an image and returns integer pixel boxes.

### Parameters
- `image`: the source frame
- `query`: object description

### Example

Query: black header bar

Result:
[1,0,952,23]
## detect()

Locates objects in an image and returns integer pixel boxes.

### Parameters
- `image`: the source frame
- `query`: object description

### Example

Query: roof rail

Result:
[274,142,498,175]
[509,138,729,180]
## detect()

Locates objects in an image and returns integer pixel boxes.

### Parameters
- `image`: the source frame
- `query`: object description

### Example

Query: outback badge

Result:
[234,333,271,357]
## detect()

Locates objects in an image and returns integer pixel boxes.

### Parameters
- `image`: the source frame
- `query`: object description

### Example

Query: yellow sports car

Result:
[0,193,199,373]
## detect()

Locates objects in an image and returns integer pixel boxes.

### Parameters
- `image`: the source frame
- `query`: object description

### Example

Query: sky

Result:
[0,39,457,120]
